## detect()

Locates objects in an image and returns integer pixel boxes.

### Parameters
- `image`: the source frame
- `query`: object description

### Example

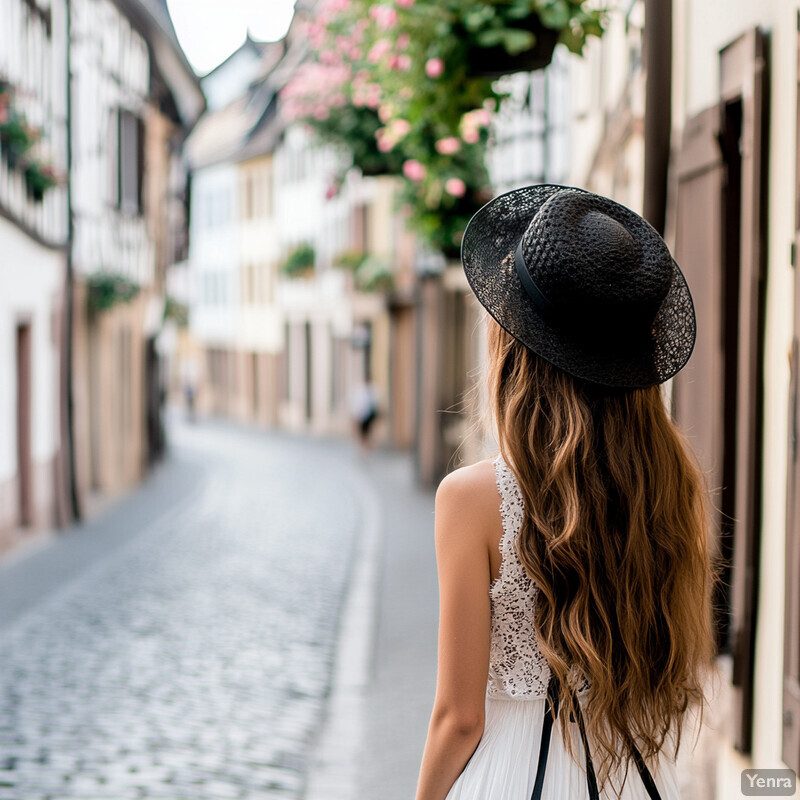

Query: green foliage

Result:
[164,296,189,327]
[334,251,395,293]
[0,110,37,166]
[311,104,405,178]
[86,273,141,314]
[23,161,58,202]
[0,83,59,191]
[288,0,605,256]
[354,255,395,294]
[335,250,369,272]
[281,243,316,277]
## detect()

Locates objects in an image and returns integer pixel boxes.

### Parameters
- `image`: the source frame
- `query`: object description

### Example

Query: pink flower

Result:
[396,0,415,6]
[391,119,410,137]
[425,58,444,79]
[397,55,411,70]
[462,129,480,144]
[378,104,394,123]
[368,39,392,64]
[435,137,461,155]
[377,137,394,152]
[403,159,426,182]
[349,48,362,60]
[369,4,398,29]
[397,34,410,50]
[445,178,467,197]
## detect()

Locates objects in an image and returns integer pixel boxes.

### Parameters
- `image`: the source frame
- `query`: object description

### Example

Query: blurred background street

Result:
[0,417,364,798]
[1,0,799,797]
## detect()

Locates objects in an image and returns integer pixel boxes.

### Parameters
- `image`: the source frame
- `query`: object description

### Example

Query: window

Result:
[117,109,144,214]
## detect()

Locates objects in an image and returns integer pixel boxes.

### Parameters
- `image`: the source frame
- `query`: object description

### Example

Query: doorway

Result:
[16,322,32,527]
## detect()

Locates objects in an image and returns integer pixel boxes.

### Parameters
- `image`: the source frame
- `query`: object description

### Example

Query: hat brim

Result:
[461,184,696,389]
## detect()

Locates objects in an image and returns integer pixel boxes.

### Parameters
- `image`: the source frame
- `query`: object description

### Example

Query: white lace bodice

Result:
[487,455,589,700]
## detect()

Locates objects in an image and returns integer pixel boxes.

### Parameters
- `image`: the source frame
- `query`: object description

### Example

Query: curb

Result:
[303,462,383,800]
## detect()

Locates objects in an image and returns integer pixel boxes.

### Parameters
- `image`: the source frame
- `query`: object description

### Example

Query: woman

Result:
[414,186,717,800]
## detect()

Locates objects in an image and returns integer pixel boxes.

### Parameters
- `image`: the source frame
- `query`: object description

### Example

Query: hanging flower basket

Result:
[297,0,604,258]
[86,272,141,314]
[281,243,316,279]
[0,112,36,169]
[23,161,58,202]
[465,16,560,78]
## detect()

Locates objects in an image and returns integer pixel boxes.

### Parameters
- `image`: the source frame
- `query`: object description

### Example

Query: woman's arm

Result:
[414,465,495,800]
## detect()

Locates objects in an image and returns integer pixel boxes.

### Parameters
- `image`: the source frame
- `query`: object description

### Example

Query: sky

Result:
[166,0,298,75]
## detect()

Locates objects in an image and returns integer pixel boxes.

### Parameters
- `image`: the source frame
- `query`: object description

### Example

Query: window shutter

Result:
[672,105,726,602]
[673,27,769,755]
[719,27,769,756]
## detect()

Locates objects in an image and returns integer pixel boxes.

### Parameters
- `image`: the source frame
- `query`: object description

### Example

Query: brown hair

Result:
[487,318,717,791]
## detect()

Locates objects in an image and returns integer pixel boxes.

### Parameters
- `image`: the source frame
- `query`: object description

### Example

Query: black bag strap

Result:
[530,677,559,800]
[530,676,663,800]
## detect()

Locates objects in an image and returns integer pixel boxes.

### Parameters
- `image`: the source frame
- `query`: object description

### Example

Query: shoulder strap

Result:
[530,677,559,800]
[531,676,664,800]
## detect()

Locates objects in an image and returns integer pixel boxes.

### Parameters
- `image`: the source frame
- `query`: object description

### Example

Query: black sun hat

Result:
[461,184,696,389]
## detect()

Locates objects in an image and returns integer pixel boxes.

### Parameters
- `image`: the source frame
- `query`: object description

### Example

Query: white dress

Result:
[445,455,683,800]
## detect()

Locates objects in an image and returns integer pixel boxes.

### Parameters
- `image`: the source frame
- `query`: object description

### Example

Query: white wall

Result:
[274,125,352,269]
[0,217,62,481]
[488,52,571,193]
[189,161,240,347]
[237,158,283,353]
[70,0,153,284]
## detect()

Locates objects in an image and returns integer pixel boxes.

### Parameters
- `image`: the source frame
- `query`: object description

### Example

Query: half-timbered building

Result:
[0,0,70,551]
[69,0,202,504]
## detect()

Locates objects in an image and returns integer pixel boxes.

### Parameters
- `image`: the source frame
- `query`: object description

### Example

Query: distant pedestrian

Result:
[350,380,379,455]
[415,186,717,800]
[183,380,196,423]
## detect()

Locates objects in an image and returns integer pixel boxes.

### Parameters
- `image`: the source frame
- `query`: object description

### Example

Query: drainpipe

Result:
[643,0,672,236]
[64,0,81,521]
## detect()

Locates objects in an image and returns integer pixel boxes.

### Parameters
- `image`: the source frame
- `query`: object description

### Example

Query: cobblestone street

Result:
[0,419,363,800]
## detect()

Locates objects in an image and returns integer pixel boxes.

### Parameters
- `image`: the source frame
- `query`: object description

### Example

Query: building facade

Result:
[0,0,70,551]
[69,0,202,506]
[567,0,800,793]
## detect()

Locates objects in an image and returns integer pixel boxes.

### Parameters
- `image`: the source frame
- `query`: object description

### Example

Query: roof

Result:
[112,0,206,129]
[186,94,262,169]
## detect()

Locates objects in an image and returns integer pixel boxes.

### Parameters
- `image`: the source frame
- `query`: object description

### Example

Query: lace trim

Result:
[487,454,589,699]
[487,454,550,698]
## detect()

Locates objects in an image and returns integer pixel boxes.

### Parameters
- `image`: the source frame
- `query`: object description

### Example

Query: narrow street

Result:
[0,418,367,800]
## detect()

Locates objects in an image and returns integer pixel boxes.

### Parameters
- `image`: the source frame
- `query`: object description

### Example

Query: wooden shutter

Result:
[719,28,769,756]
[672,105,726,591]
[782,13,800,775]
[673,28,769,755]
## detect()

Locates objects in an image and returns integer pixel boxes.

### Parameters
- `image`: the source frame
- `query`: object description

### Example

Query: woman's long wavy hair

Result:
[487,319,718,791]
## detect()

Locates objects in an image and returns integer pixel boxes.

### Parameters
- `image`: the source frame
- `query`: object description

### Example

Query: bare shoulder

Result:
[435,458,501,529]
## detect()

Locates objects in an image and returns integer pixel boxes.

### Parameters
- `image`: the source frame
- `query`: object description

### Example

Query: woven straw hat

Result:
[461,184,696,389]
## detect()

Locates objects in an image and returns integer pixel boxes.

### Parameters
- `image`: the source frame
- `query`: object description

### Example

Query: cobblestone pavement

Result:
[0,419,362,800]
